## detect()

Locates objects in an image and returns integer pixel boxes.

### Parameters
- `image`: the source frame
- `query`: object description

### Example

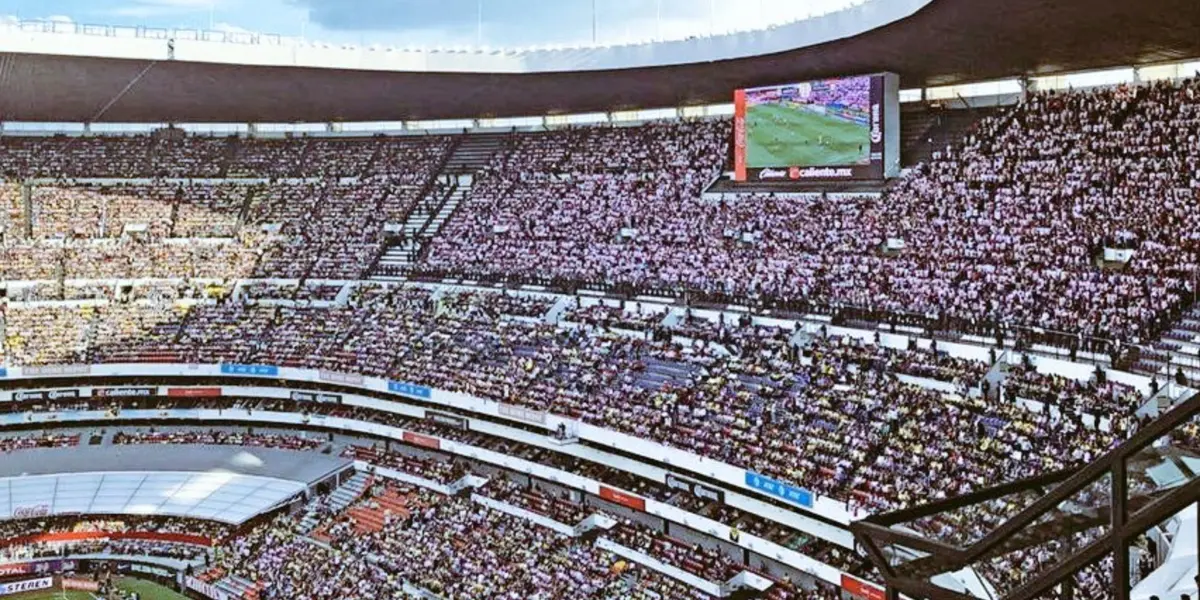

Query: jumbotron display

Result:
[733,73,900,181]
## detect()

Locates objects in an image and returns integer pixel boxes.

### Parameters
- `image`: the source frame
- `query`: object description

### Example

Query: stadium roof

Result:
[0,445,350,524]
[0,445,349,482]
[0,471,304,524]
[0,0,1197,123]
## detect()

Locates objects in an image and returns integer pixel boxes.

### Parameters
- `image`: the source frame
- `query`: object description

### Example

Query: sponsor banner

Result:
[498,403,547,425]
[0,531,212,548]
[734,88,747,181]
[426,411,468,430]
[841,575,886,600]
[21,365,90,377]
[290,391,342,404]
[0,565,33,577]
[402,431,441,450]
[0,560,76,577]
[186,575,230,600]
[665,474,725,504]
[744,472,813,509]
[131,563,176,578]
[388,380,432,399]
[219,364,279,377]
[0,369,6,378]
[166,387,221,398]
[0,578,52,596]
[94,387,156,398]
[12,389,80,402]
[12,504,50,519]
[754,166,866,180]
[24,412,96,424]
[665,474,691,493]
[598,486,646,512]
[121,531,213,547]
[319,370,363,386]
[62,578,101,592]
[154,409,200,420]
[1104,247,1136,263]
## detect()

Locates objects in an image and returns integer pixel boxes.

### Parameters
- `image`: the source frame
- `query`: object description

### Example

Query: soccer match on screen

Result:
[743,76,873,168]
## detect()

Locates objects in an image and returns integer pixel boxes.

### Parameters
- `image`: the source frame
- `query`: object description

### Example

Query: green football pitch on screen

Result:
[745,102,870,168]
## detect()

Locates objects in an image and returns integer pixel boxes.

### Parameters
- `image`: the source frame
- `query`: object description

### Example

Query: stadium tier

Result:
[0,54,1199,600]
[2,79,1197,346]
[0,284,1146,514]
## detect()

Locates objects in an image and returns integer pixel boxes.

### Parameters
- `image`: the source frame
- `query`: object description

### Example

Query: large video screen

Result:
[733,73,898,181]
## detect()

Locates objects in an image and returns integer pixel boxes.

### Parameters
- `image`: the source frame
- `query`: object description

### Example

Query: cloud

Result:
[211,20,253,33]
[109,0,218,18]
[279,0,825,46]
[10,0,862,49]
[286,0,480,32]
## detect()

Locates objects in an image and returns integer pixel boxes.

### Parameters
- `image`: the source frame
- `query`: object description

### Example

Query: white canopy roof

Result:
[0,471,304,525]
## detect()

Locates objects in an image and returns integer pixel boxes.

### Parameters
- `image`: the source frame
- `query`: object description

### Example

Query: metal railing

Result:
[406,267,1181,360]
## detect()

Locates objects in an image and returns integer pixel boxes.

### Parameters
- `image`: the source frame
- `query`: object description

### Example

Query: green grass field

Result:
[745,102,870,168]
[12,577,187,600]
[114,577,189,600]
[7,591,93,600]
[10,590,92,600]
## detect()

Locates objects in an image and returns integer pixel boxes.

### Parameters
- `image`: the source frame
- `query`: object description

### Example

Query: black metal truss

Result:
[851,392,1200,600]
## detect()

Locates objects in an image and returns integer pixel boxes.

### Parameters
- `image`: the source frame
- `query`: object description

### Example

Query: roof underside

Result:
[0,0,1197,123]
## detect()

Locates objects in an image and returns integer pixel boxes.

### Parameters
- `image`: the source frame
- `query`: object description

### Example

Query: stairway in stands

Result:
[372,177,471,280]
[422,178,470,239]
[441,131,508,173]
[342,486,411,534]
[370,132,506,281]
[299,471,372,533]
[215,574,261,600]
[211,472,372,600]
[901,106,1002,166]
[1136,305,1200,386]
[899,105,939,167]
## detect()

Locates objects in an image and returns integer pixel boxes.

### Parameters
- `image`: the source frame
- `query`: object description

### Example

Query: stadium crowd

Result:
[0,432,81,452]
[0,514,227,563]
[113,429,326,450]
[2,78,1199,599]
[0,515,230,543]
[222,482,834,600]
[0,388,1135,597]
[341,444,468,484]
[0,538,210,562]
[2,287,1142,514]
[422,78,1200,347]
[0,133,453,180]
[0,398,883,582]
[2,79,1198,347]
[476,474,594,525]
[608,520,743,583]
[0,135,454,282]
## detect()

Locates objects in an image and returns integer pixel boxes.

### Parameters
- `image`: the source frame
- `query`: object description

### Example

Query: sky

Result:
[0,0,862,48]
